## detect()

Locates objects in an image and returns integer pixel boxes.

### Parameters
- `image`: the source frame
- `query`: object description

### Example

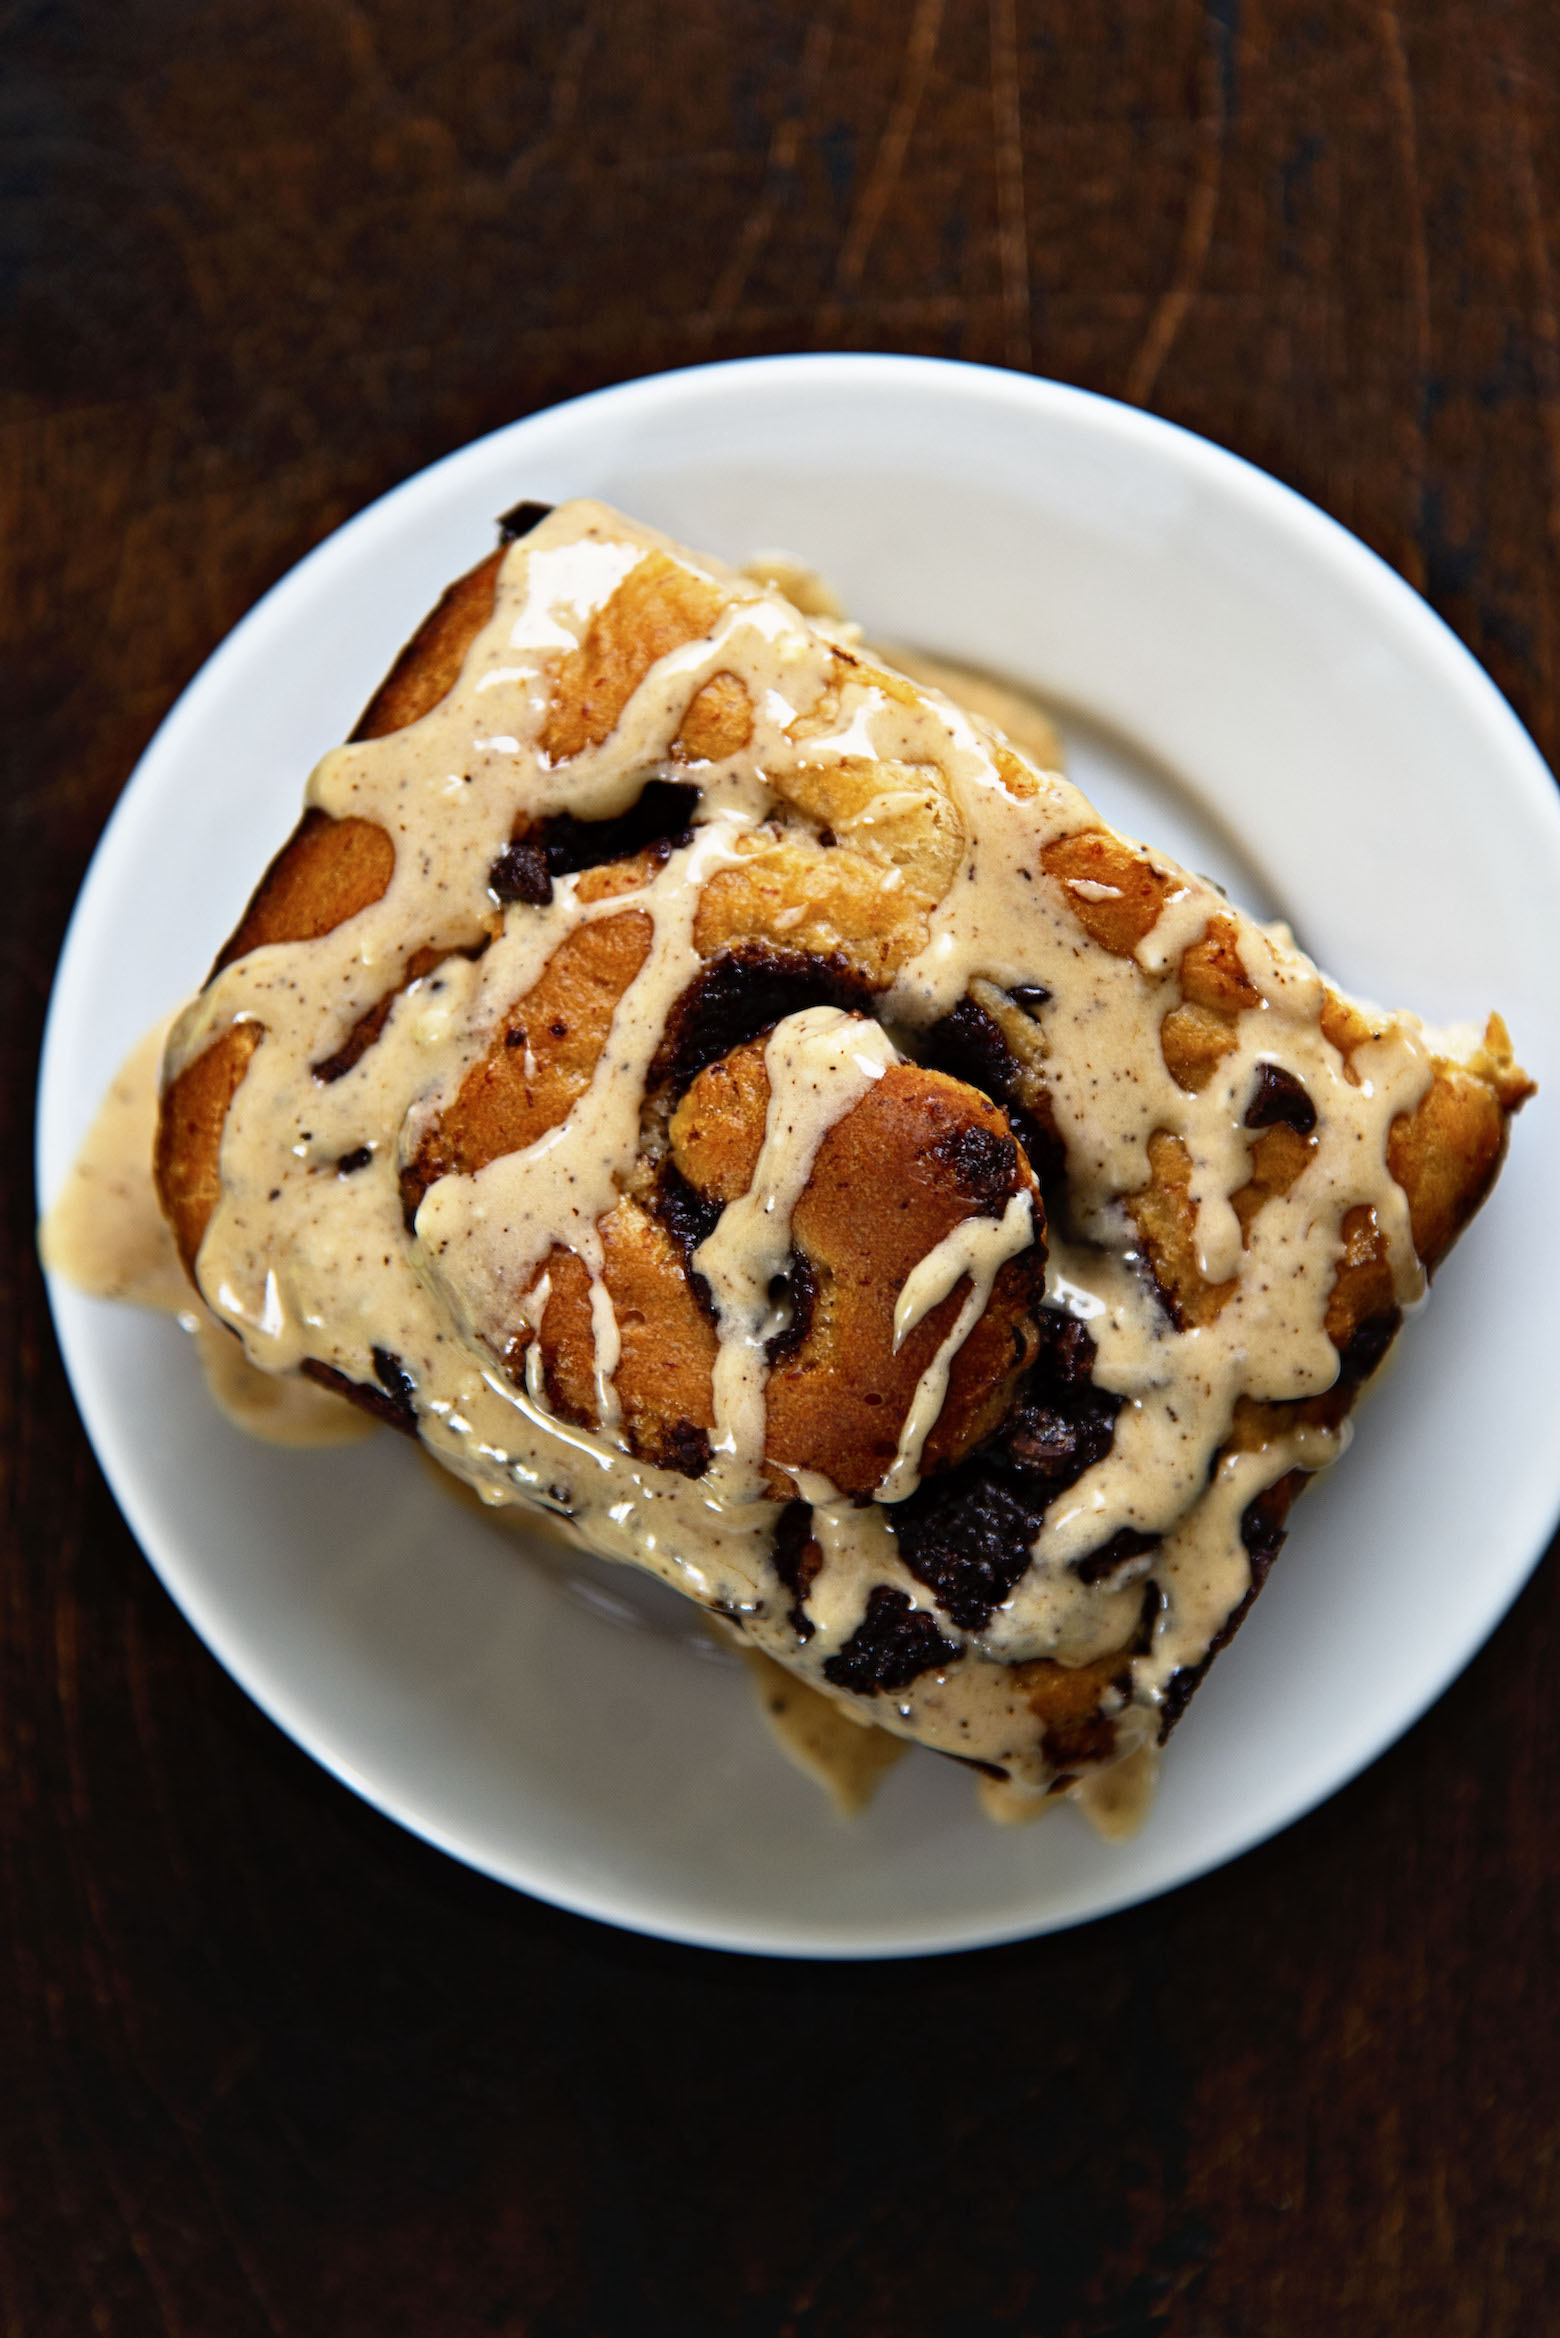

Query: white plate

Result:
[37,356,1560,1958]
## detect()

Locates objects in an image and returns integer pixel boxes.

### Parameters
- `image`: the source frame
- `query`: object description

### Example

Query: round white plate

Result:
[37,355,1560,1958]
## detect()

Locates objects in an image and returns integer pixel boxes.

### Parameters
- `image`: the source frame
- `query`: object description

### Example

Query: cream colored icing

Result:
[742,1648,908,1817]
[40,1018,191,1313]
[40,1016,369,1448]
[55,500,1475,1816]
[877,1188,1036,1504]
[695,1006,896,1489]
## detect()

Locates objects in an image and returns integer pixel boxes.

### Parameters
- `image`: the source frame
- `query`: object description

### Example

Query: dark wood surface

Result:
[6,3,1559,2329]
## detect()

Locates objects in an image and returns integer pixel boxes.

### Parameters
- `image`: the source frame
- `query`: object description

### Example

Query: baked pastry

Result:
[152,498,1532,1805]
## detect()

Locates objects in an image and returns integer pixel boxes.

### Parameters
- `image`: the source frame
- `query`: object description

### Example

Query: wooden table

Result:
[6,3,1558,2329]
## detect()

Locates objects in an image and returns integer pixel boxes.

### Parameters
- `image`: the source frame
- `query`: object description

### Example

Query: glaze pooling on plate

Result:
[148,497,1530,1804]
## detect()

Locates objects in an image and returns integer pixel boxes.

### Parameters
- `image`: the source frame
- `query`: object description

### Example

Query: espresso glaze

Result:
[59,502,1509,1807]
[41,1022,370,1448]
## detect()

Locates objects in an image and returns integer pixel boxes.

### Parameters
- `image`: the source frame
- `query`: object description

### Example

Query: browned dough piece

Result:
[154,504,1535,1799]
[166,550,508,1284]
[543,552,724,761]
[351,548,504,741]
[401,910,654,1222]
[672,671,754,762]
[1042,828,1174,956]
[511,1208,721,1480]
[210,809,396,981]
[670,1039,1045,1496]
[154,1020,263,1273]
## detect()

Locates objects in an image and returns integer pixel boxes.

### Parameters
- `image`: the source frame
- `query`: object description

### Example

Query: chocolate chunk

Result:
[1157,1666,1199,1734]
[336,1145,374,1176]
[1160,1470,1306,1733]
[891,1306,1123,1630]
[1010,984,1051,1012]
[1337,1307,1401,1385]
[491,781,703,911]
[822,1586,963,1695]
[1071,1525,1161,1586]
[650,945,874,1097]
[1030,1305,1106,1394]
[488,839,553,905]
[927,1121,1020,1213]
[920,995,1066,1183]
[1004,1395,1113,1481]
[654,1419,713,1479]
[1244,1062,1317,1135]
[893,1472,1047,1631]
[542,780,700,875]
[300,1357,417,1435]
[372,1347,419,1420]
[771,1499,824,1639]
[653,1162,724,1256]
[496,499,553,541]
[1239,1474,1297,1591]
[763,1252,817,1366]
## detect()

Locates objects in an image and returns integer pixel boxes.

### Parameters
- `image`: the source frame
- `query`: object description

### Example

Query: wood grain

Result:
[5,1,1559,2329]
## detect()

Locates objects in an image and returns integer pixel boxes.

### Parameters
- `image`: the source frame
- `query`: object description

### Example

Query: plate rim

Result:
[36,352,1560,1959]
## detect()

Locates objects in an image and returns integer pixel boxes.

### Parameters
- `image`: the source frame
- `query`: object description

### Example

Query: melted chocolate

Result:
[1337,1307,1402,1384]
[372,1346,418,1417]
[927,1121,1021,1215]
[920,994,1067,1183]
[1244,1062,1318,1135]
[651,1418,713,1479]
[822,1585,963,1694]
[771,1499,823,1639]
[488,780,701,909]
[496,499,554,542]
[649,945,874,1097]
[488,839,553,905]
[763,1253,817,1366]
[891,1307,1122,1630]
[1071,1525,1161,1587]
[652,1162,724,1255]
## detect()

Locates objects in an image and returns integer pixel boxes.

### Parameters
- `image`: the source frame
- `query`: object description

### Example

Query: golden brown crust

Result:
[670,1041,1045,1496]
[511,1207,722,1478]
[402,910,654,1220]
[156,509,1534,1793]
[1129,1042,1518,1357]
[693,837,930,984]
[1233,1122,1315,1237]
[1388,1057,1510,1274]
[1159,915,1262,1092]
[154,1021,263,1274]
[165,548,507,1293]
[210,808,396,981]
[1041,829,1173,956]
[1014,1641,1137,1769]
[204,547,502,1007]
[350,547,504,741]
[1127,1130,1236,1331]
[672,670,754,762]
[543,552,724,762]
[666,1040,773,1200]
